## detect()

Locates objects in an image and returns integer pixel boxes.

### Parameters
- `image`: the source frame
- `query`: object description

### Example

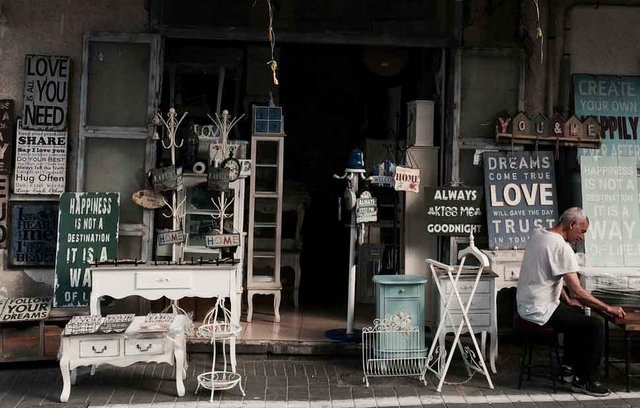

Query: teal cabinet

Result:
[372,275,427,355]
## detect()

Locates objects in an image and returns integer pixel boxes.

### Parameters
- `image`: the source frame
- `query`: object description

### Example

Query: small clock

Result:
[221,157,241,182]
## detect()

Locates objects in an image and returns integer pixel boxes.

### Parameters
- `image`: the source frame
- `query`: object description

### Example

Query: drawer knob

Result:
[92,345,108,354]
[136,343,153,352]
[398,288,405,294]
[155,277,170,282]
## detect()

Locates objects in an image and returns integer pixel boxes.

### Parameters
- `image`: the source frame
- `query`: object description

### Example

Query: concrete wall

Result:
[0,0,147,298]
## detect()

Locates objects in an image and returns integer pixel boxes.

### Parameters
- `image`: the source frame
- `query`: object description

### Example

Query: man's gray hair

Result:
[559,207,588,226]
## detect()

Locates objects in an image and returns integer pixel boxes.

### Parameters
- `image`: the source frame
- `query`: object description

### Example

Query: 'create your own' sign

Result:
[54,192,119,307]
[22,55,70,131]
[483,151,558,249]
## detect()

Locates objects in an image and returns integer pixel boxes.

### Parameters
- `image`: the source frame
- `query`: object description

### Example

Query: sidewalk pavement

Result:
[2,338,640,408]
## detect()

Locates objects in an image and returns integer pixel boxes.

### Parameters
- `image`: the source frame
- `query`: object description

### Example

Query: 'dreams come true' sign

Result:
[483,151,558,249]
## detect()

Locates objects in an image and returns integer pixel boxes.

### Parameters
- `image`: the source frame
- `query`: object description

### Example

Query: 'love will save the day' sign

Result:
[483,151,558,250]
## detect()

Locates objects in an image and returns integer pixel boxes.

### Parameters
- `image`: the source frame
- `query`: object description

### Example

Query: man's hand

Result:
[605,305,625,319]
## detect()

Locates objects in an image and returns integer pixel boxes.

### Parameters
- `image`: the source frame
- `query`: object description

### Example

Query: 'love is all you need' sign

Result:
[483,151,558,250]
[22,55,70,131]
[54,192,120,307]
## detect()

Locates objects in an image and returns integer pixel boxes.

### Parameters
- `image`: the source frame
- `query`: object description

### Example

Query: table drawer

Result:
[125,338,165,356]
[443,294,491,311]
[444,280,490,294]
[135,271,193,289]
[444,313,491,328]
[383,284,420,298]
[79,339,120,358]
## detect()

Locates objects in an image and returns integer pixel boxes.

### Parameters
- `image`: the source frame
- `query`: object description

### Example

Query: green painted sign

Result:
[53,192,120,307]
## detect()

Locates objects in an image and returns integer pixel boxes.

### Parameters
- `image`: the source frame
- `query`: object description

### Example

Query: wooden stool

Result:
[514,313,562,392]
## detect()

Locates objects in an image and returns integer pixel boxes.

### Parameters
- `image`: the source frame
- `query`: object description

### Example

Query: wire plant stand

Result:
[362,314,428,387]
[195,297,245,401]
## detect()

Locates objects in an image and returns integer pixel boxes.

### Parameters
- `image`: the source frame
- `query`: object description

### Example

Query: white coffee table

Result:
[59,315,188,402]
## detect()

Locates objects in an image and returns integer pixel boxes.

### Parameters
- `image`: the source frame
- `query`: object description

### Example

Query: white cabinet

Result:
[481,249,524,292]
[246,134,284,322]
[182,173,245,260]
[59,316,188,402]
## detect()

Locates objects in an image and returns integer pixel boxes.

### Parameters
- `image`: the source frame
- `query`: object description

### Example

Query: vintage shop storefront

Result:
[1,0,639,363]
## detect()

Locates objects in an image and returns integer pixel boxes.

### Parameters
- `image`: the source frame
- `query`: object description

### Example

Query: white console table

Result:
[89,264,242,368]
[59,315,188,402]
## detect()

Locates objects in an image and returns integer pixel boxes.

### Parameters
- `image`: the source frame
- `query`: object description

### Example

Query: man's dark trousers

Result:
[548,302,604,382]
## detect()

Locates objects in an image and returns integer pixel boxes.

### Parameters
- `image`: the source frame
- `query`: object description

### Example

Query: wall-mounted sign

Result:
[9,202,58,266]
[150,165,178,192]
[132,189,166,209]
[0,100,14,174]
[205,233,240,248]
[0,297,52,322]
[157,229,185,246]
[14,119,67,194]
[425,186,484,236]
[394,166,420,193]
[580,156,640,267]
[22,55,70,131]
[54,192,120,307]
[483,151,558,249]
[496,111,602,148]
[575,74,640,161]
[356,191,378,223]
[0,175,8,249]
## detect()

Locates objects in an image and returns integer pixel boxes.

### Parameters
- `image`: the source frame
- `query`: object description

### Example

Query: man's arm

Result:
[563,272,625,318]
[561,286,582,308]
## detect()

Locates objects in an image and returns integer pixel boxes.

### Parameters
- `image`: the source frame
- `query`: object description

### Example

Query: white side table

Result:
[58,316,188,402]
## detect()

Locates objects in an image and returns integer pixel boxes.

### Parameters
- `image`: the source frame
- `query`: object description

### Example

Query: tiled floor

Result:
[237,301,375,344]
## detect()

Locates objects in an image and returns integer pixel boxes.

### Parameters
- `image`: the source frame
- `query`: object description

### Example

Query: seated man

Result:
[516,207,625,397]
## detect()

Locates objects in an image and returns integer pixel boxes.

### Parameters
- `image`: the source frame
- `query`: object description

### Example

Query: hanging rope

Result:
[532,0,544,64]
[265,0,279,85]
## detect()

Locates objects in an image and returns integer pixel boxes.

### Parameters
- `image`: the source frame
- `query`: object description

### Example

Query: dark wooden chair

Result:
[513,309,562,392]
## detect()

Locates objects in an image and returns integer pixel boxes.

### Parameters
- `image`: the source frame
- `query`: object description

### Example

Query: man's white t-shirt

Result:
[516,228,580,325]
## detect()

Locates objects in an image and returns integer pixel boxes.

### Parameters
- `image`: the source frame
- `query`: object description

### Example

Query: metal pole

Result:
[346,174,359,335]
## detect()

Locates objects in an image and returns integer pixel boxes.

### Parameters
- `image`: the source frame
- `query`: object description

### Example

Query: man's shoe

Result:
[560,365,574,383]
[570,379,611,397]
